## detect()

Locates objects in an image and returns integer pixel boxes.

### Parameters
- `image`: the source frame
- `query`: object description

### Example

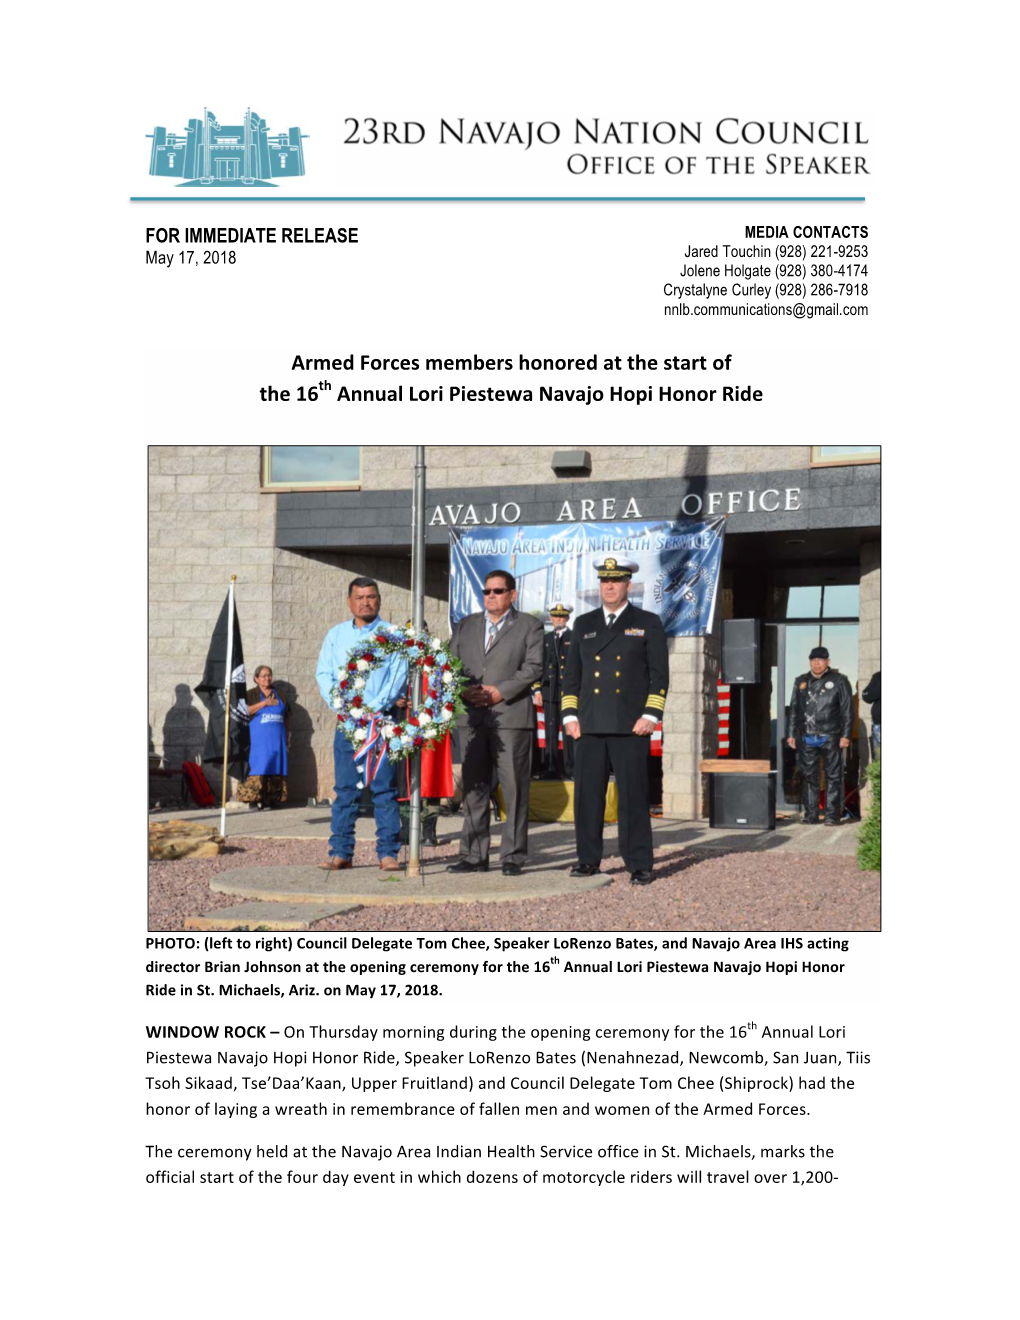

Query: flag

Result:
[195,591,249,775]
[400,734,455,801]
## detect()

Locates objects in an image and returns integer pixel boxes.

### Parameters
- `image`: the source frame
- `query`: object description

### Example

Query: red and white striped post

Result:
[717,681,731,756]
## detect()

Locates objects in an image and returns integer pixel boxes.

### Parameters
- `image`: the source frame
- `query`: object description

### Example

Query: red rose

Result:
[338,680,348,690]
[351,696,363,708]
[407,716,419,727]
[347,661,358,671]
[413,736,424,747]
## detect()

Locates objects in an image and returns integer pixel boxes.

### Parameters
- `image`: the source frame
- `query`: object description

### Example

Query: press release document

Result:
[6,3,1012,1318]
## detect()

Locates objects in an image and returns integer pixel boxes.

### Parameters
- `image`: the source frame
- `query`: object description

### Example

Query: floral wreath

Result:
[329,625,468,777]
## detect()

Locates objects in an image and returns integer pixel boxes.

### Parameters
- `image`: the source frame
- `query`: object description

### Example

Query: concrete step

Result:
[209,862,613,907]
[185,899,361,931]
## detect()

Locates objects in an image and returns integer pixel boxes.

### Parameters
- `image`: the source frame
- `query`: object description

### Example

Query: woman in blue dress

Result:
[236,666,289,809]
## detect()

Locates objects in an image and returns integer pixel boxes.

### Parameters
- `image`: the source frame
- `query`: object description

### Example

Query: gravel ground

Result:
[149,836,878,932]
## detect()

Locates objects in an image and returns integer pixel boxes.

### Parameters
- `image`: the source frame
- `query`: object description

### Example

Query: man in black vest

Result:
[562,558,669,885]
[862,670,881,755]
[787,645,854,825]
[534,603,574,779]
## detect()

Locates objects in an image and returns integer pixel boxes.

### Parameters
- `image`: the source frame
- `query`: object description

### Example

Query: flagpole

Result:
[219,575,237,838]
[406,448,427,879]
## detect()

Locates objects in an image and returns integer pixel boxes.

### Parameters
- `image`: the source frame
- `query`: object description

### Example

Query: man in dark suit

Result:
[534,603,574,779]
[448,570,544,876]
[562,557,669,885]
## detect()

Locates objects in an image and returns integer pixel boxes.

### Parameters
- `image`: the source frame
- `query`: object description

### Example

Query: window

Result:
[810,445,880,466]
[771,580,860,621]
[260,446,361,490]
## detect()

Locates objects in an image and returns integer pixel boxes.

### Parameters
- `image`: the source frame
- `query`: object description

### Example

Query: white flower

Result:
[356,659,370,672]
[405,626,416,638]
[354,677,366,690]
[353,729,367,742]
[332,697,343,710]
[382,724,396,739]
[400,734,413,746]
[438,708,451,722]
[431,636,442,649]
[419,712,433,727]
[442,671,454,685]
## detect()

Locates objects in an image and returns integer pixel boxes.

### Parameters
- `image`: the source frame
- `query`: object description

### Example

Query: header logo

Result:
[147,107,307,187]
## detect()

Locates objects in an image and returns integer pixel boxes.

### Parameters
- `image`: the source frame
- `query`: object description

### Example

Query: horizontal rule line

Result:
[129,195,866,203]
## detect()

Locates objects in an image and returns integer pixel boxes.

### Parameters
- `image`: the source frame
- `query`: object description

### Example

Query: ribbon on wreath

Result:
[353,715,390,788]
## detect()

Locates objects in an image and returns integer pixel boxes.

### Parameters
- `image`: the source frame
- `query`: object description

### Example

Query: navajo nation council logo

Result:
[147,107,307,187]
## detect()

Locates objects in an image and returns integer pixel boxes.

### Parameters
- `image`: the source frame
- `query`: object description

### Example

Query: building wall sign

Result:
[428,501,523,526]
[275,466,878,552]
[676,487,801,516]
[426,488,801,526]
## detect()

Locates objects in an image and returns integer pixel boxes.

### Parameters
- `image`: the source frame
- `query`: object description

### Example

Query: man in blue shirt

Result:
[315,577,409,871]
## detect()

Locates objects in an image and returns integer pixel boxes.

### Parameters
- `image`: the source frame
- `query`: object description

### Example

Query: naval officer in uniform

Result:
[561,558,669,885]
[533,603,574,779]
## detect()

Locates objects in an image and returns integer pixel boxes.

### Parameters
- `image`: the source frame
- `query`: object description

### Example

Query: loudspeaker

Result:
[709,773,776,831]
[722,618,760,684]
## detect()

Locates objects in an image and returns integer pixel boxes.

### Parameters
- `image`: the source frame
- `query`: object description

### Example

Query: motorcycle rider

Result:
[786,645,854,826]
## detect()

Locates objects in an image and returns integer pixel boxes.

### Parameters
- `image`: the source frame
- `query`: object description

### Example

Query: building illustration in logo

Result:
[147,108,306,187]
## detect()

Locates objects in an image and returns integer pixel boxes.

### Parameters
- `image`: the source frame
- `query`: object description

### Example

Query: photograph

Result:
[148,442,881,933]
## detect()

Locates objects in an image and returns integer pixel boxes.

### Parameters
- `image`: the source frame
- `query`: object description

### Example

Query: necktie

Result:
[606,613,616,628]
[485,622,497,652]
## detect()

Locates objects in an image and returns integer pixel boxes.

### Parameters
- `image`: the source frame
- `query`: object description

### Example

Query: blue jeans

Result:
[330,728,401,860]
[872,723,881,754]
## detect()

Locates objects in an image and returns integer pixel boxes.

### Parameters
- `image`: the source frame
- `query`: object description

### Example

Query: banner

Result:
[449,518,725,636]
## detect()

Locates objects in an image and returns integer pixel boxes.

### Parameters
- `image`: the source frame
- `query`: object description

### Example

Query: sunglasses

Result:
[483,588,509,595]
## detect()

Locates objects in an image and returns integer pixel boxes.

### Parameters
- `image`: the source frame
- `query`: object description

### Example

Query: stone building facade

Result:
[149,444,880,818]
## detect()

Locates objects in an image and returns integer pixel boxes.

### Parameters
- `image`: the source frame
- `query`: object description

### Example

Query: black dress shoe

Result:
[629,870,654,886]
[447,859,489,873]
[569,863,601,877]
[501,863,522,877]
